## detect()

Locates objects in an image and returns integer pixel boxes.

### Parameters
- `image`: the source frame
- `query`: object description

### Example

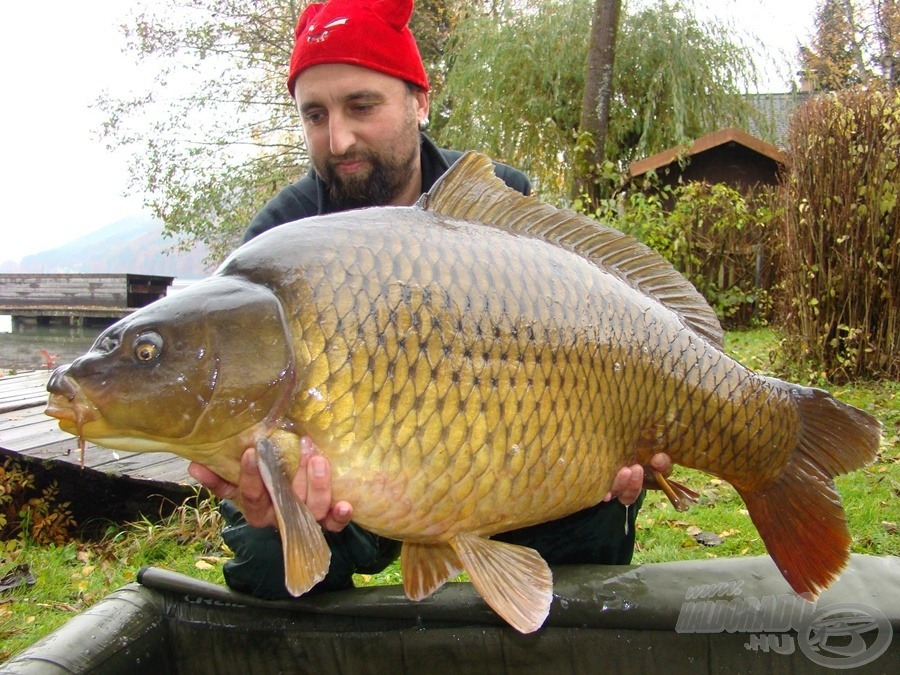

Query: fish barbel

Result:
[45,152,881,633]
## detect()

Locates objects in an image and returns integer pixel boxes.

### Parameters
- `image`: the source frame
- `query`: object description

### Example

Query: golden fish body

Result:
[256,209,784,541]
[45,153,880,633]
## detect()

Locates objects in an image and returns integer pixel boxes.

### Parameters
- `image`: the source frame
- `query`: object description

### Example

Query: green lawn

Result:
[2,328,898,661]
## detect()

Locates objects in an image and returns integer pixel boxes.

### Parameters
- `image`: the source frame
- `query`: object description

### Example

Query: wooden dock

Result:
[0,273,174,327]
[0,371,198,527]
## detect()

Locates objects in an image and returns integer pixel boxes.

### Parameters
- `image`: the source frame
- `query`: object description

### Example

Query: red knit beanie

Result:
[287,0,429,96]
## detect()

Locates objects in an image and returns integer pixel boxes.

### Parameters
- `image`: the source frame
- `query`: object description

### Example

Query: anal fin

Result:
[401,541,463,600]
[256,437,331,596]
[450,532,552,634]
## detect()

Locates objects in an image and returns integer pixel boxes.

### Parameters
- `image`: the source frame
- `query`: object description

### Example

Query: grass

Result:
[2,328,898,661]
[0,493,227,661]
[632,328,900,565]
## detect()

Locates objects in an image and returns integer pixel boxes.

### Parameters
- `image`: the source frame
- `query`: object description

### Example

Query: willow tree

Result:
[432,0,760,202]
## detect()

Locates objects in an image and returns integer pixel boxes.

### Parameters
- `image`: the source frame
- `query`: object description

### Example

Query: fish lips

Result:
[45,363,102,437]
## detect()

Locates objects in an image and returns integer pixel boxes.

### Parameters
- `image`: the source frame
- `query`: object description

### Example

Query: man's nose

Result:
[328,114,356,156]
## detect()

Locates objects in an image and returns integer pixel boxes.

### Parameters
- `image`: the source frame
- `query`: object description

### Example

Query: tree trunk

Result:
[840,0,870,84]
[573,0,621,209]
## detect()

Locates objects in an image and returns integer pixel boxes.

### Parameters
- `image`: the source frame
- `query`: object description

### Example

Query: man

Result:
[189,0,671,599]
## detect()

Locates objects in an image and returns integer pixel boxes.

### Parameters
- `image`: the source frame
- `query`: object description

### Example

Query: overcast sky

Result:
[2,0,818,263]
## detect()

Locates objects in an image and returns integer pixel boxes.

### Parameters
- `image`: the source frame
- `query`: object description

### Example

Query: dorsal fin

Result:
[418,151,724,347]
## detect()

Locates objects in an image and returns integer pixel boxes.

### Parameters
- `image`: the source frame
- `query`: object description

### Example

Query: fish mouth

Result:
[45,394,93,435]
[45,364,102,437]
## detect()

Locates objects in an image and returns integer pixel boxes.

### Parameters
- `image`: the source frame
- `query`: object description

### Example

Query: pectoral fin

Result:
[401,541,463,600]
[255,437,331,596]
[449,532,552,634]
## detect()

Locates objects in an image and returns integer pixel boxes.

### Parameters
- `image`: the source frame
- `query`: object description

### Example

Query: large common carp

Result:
[45,153,881,633]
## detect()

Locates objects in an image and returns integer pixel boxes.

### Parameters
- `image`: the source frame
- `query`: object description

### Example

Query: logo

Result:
[306,17,349,44]
[676,583,893,669]
[798,602,893,669]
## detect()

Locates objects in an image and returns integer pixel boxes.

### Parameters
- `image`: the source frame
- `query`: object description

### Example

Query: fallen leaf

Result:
[882,521,897,535]
[195,560,214,571]
[686,525,702,536]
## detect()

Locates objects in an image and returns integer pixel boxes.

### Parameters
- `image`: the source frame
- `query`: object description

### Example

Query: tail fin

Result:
[736,386,881,598]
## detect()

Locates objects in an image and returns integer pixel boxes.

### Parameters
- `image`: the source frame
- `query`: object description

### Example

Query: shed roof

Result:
[628,127,787,179]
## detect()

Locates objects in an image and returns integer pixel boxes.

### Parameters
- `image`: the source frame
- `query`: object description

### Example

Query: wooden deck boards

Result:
[0,370,55,413]
[0,371,196,499]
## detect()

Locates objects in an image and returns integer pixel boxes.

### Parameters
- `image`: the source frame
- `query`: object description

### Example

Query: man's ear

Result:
[415,88,430,126]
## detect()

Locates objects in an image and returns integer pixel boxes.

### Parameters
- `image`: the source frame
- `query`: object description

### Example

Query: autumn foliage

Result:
[778,87,900,381]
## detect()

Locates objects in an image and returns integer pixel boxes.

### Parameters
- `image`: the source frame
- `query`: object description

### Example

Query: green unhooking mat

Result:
[3,555,898,674]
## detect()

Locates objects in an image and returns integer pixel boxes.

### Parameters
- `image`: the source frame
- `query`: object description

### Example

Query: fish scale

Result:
[45,152,881,634]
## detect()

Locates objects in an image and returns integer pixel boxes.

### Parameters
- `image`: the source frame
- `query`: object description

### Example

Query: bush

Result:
[591,177,781,328]
[778,87,900,382]
[0,458,77,549]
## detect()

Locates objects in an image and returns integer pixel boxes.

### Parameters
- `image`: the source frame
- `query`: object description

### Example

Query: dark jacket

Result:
[242,134,531,243]
[221,136,640,600]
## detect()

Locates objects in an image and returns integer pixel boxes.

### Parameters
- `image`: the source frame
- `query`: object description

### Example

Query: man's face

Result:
[293,63,430,209]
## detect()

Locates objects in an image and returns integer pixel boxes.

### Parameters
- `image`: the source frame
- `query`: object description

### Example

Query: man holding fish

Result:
[46,0,878,632]
[187,0,673,599]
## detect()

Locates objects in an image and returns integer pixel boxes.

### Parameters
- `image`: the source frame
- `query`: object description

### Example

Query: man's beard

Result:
[321,140,420,210]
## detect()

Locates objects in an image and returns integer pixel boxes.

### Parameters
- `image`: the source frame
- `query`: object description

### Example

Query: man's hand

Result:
[188,437,352,532]
[603,453,672,507]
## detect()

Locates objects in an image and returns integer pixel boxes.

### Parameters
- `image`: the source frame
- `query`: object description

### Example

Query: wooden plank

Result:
[0,407,57,435]
[0,370,51,393]
[0,370,51,413]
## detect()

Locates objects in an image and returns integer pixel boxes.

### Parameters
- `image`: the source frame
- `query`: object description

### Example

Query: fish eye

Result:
[133,332,164,363]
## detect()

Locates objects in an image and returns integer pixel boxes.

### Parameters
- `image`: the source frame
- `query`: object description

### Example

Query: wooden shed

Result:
[0,273,174,326]
[627,128,788,328]
[628,127,787,193]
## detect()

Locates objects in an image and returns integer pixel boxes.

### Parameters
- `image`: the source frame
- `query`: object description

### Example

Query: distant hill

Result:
[0,217,212,279]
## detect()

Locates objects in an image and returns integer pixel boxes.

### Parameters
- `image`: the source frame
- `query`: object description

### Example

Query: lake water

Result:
[0,317,105,374]
[0,279,203,374]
